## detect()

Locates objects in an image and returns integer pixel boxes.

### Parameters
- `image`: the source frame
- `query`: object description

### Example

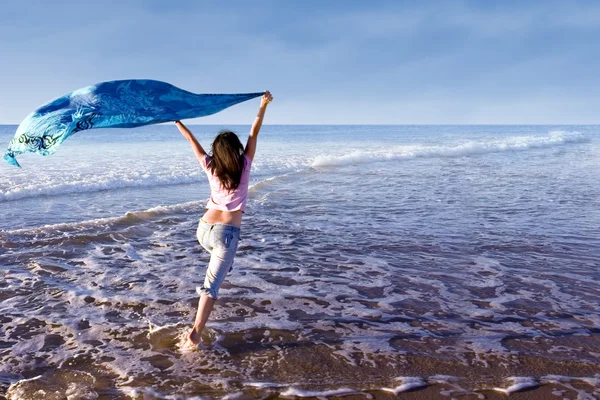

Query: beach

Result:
[1,125,599,399]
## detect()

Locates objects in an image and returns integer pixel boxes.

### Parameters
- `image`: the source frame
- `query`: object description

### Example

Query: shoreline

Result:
[4,345,599,398]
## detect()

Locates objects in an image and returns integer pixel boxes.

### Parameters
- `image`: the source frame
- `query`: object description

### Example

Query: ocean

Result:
[1,125,599,399]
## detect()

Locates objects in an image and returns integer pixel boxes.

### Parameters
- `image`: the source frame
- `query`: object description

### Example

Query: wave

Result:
[0,160,307,203]
[0,168,306,233]
[311,131,591,168]
[0,131,591,202]
[1,201,204,236]
[0,173,204,202]
[248,169,307,193]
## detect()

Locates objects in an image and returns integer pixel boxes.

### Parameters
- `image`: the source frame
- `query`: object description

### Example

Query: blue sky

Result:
[1,0,599,124]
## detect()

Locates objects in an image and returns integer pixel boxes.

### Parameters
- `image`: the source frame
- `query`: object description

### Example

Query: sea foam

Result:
[311,131,589,167]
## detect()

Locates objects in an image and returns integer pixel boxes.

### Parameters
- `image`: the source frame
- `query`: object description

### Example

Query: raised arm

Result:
[175,120,206,162]
[245,91,273,161]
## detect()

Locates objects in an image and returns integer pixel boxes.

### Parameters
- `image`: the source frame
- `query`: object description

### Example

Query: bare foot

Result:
[187,327,202,346]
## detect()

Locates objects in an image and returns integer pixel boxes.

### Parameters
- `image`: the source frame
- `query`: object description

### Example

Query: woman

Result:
[175,90,273,346]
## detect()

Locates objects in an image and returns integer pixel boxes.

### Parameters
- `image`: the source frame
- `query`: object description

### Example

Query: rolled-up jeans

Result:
[196,219,240,300]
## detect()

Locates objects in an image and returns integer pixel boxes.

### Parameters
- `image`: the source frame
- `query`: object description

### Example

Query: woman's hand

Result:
[260,91,273,108]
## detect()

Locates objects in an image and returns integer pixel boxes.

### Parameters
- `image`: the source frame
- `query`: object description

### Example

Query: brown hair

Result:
[209,130,245,191]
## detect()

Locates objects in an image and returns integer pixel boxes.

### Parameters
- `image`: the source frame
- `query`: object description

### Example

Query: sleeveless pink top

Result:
[200,154,252,213]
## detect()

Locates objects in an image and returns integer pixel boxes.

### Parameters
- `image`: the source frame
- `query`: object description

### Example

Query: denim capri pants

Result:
[195,219,240,300]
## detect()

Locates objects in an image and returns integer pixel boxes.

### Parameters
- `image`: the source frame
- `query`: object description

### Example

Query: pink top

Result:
[200,154,252,213]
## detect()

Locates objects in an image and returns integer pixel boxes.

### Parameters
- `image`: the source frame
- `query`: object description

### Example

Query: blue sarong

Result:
[4,79,264,167]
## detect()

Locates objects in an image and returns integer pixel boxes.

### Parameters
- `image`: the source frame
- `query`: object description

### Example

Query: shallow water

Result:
[1,125,599,398]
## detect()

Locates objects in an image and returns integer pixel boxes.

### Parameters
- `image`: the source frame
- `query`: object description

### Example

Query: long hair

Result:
[209,130,245,192]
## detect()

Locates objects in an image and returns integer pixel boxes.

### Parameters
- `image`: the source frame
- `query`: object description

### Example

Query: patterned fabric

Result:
[4,79,264,167]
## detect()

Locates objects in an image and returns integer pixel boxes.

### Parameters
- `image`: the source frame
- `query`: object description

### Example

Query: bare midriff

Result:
[202,209,243,227]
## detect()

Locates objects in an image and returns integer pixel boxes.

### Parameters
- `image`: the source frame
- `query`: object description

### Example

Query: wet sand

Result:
[4,333,599,399]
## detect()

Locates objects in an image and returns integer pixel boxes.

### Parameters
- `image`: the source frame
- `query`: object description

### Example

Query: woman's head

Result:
[210,130,245,191]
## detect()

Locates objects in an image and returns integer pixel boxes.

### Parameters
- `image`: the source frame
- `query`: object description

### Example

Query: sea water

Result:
[1,125,599,398]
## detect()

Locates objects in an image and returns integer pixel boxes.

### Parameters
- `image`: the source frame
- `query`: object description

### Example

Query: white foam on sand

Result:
[541,375,600,399]
[245,382,288,389]
[382,377,428,395]
[280,387,358,398]
[493,376,539,394]
[7,371,99,400]
[119,386,204,400]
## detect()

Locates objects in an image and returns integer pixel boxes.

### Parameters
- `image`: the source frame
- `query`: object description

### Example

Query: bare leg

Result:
[187,294,216,345]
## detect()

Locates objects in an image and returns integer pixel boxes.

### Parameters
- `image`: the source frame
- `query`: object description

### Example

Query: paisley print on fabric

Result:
[4,80,263,167]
